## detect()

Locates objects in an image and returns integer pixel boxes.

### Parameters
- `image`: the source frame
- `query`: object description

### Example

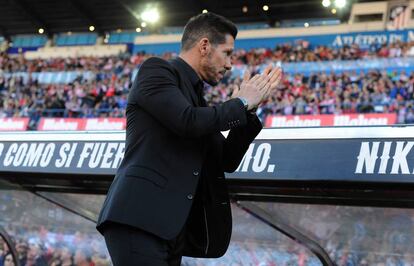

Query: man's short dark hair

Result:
[181,12,238,51]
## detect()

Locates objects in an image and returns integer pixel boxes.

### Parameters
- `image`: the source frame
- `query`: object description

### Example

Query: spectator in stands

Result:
[0,238,4,262]
[60,247,74,266]
[65,96,82,117]
[3,252,14,266]
[16,242,28,266]
[44,94,65,117]
[73,248,91,266]
[7,39,414,128]
[48,255,62,266]
[26,241,47,266]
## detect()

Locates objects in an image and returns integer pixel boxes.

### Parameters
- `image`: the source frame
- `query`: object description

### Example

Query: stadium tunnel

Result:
[1,126,414,265]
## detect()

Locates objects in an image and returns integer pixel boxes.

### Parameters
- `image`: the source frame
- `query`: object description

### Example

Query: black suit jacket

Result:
[97,56,262,258]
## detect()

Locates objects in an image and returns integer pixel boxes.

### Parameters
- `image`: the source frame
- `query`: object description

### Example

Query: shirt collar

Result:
[176,56,203,88]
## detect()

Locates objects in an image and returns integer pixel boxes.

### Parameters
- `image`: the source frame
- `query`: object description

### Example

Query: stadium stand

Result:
[55,33,98,47]
[24,45,128,59]
[2,40,414,130]
[107,32,139,45]
[2,0,414,264]
[10,35,48,48]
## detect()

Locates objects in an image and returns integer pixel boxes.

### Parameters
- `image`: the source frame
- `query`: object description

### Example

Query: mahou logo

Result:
[38,118,82,131]
[334,114,392,126]
[266,114,396,128]
[37,118,126,131]
[268,116,322,127]
[0,118,29,131]
[84,118,126,130]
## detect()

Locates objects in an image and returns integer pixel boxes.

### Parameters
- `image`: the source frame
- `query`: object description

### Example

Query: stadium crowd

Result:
[1,40,414,72]
[1,190,413,266]
[0,191,110,266]
[1,41,414,129]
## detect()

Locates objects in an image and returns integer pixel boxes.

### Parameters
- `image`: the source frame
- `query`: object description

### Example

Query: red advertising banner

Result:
[38,118,126,131]
[38,118,85,131]
[37,114,397,130]
[84,118,126,131]
[265,114,397,127]
[0,118,29,131]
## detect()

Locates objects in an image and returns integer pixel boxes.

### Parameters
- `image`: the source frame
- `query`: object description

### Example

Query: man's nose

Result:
[224,61,232,71]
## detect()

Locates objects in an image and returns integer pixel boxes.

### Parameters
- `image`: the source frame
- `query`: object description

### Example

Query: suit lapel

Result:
[169,59,200,107]
[199,86,207,107]
[183,78,201,107]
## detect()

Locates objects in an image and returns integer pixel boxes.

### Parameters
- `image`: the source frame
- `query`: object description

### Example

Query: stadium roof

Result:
[0,0,378,37]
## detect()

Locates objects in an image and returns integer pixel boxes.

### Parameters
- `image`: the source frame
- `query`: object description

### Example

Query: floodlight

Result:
[141,8,160,23]
[334,0,346,9]
[322,0,331,8]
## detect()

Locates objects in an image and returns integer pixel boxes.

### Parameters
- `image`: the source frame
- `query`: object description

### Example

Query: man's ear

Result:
[198,38,211,56]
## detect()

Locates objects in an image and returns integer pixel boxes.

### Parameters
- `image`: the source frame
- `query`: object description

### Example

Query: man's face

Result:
[60,248,72,260]
[74,250,86,264]
[4,254,14,266]
[16,245,28,257]
[200,34,234,86]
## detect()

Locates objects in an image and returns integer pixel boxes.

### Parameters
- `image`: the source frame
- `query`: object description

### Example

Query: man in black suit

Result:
[97,12,282,265]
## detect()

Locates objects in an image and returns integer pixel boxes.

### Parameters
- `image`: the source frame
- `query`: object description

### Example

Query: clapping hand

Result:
[232,64,282,110]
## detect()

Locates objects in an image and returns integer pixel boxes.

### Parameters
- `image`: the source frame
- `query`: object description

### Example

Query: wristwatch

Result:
[237,97,249,110]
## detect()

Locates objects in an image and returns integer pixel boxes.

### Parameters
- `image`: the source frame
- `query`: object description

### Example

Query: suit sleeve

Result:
[222,112,263,173]
[129,57,248,138]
